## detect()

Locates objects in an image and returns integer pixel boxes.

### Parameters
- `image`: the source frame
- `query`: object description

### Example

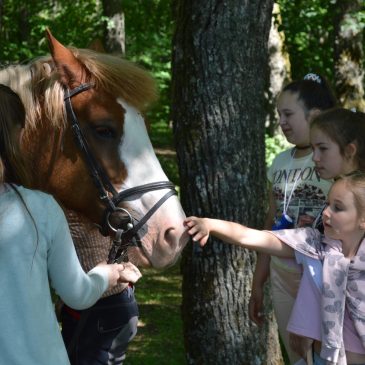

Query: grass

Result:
[125,264,186,365]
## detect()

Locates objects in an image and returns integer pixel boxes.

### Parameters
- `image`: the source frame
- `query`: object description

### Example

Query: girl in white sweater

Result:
[0,84,141,365]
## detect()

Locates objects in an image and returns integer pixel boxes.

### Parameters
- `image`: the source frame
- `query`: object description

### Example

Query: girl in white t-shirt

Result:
[250,73,337,363]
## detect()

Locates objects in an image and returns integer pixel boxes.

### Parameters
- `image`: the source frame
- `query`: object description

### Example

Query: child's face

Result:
[311,127,345,179]
[322,180,363,242]
[277,91,310,147]
[311,126,358,179]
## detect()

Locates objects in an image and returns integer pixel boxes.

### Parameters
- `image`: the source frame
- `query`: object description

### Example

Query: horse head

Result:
[0,30,188,268]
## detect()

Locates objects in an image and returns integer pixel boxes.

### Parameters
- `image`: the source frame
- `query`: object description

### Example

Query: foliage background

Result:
[1,0,364,166]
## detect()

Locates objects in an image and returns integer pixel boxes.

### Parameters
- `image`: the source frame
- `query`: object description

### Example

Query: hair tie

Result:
[303,73,322,84]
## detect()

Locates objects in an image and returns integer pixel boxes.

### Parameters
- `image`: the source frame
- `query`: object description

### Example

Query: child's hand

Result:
[96,261,123,289]
[184,216,210,246]
[248,285,265,326]
[96,261,142,290]
[117,262,142,284]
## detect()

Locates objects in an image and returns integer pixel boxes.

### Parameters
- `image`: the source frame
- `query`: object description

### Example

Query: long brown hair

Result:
[0,84,39,262]
[311,108,365,172]
[0,84,31,185]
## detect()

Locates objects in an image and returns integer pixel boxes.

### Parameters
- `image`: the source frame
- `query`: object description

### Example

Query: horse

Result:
[0,29,188,269]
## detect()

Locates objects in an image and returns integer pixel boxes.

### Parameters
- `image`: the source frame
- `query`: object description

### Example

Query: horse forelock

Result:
[0,47,157,134]
[71,48,158,111]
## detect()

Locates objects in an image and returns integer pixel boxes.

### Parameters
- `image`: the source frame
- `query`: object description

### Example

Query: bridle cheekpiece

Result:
[64,83,177,263]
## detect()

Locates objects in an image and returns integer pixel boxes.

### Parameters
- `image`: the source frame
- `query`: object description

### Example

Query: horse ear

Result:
[45,28,86,88]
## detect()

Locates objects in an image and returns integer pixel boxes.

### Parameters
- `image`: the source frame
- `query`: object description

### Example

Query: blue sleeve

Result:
[45,198,108,309]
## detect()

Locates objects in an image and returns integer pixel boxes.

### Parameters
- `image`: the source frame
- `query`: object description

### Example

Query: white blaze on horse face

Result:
[117,99,188,268]
[118,100,167,185]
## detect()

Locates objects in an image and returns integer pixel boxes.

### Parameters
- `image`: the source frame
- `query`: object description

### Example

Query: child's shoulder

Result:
[270,148,294,166]
[10,185,61,211]
[16,185,52,199]
[271,227,322,259]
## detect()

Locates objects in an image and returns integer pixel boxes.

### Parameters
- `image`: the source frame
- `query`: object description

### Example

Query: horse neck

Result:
[22,124,64,190]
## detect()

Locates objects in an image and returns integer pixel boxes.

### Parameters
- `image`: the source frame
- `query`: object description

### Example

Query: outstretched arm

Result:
[184,216,294,258]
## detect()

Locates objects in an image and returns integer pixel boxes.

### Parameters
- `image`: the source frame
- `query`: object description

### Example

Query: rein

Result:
[64,83,177,263]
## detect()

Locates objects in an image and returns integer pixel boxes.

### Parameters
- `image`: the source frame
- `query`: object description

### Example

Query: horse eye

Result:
[94,126,116,139]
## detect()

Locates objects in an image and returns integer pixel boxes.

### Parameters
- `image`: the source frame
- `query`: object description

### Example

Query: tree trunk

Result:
[0,0,3,31]
[172,1,282,364]
[333,0,365,111]
[101,0,125,55]
[18,3,30,44]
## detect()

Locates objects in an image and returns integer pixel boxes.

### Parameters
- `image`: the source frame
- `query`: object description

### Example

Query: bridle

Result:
[64,83,177,263]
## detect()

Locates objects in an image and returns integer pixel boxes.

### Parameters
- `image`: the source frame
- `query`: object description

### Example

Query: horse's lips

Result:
[127,226,189,269]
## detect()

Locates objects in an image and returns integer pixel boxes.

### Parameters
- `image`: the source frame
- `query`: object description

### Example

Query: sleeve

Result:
[45,198,109,310]
[267,149,289,184]
[266,227,321,260]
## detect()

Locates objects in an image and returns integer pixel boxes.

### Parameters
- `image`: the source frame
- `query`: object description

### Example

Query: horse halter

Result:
[64,83,177,263]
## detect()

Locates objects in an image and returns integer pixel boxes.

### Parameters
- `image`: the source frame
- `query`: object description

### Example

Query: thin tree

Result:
[101,0,125,55]
[172,1,283,364]
[332,0,365,111]
[0,0,3,31]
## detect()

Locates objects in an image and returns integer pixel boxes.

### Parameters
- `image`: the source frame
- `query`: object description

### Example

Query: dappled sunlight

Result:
[128,303,185,365]
[126,264,185,364]
[137,319,146,328]
[136,264,183,306]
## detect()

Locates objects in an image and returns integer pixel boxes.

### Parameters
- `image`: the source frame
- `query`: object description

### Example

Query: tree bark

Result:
[101,0,125,55]
[18,2,30,44]
[172,1,282,364]
[333,0,365,111]
[0,0,3,31]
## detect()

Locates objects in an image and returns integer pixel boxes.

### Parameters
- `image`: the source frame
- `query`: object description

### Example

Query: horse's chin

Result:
[127,230,189,269]
[128,247,152,268]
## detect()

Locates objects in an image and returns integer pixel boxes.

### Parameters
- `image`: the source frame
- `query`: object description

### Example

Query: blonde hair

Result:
[0,84,31,185]
[311,108,365,171]
[0,48,157,132]
[337,172,365,216]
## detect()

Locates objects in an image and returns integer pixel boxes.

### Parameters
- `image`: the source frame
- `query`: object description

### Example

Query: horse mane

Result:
[0,48,157,130]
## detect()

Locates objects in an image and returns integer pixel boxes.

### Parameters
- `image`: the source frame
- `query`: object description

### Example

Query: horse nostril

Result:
[165,227,175,237]
[164,227,176,243]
